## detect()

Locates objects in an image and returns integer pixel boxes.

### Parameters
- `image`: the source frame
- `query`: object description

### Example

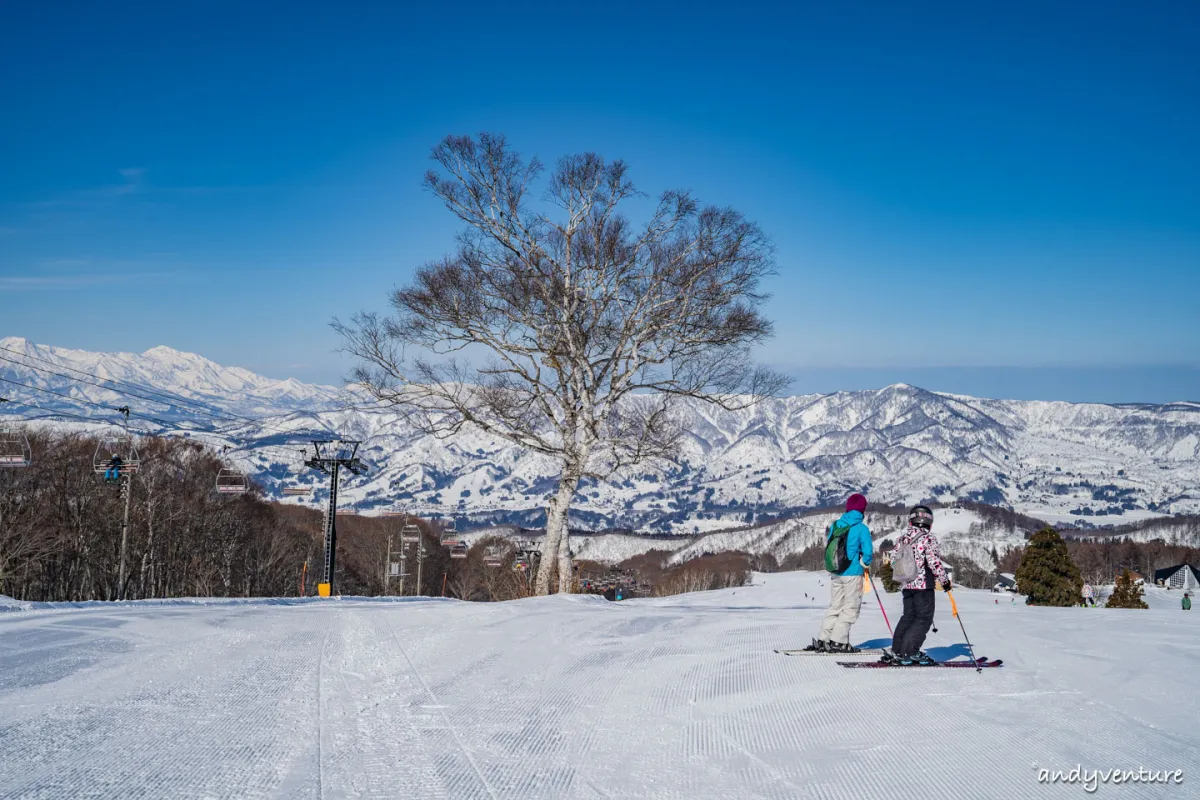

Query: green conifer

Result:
[878,559,899,593]
[1014,528,1083,606]
[1105,569,1148,609]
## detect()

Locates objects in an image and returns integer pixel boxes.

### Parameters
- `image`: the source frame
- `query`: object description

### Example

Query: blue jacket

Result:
[828,510,872,576]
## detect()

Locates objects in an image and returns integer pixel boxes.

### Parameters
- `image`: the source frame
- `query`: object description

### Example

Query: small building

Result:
[1153,564,1200,591]
[993,573,1017,592]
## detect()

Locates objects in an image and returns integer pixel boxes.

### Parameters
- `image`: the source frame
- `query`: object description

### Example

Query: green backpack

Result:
[824,521,854,574]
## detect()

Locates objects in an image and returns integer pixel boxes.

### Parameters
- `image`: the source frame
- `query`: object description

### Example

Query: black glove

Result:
[942,581,953,593]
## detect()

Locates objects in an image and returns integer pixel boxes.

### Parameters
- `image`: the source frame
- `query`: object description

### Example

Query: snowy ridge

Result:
[450,508,1034,571]
[3,339,1200,534]
[0,336,344,422]
[661,506,1033,571]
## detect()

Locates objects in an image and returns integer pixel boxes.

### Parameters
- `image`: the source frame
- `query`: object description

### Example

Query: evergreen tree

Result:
[1014,528,1083,606]
[1105,569,1148,609]
[878,559,899,593]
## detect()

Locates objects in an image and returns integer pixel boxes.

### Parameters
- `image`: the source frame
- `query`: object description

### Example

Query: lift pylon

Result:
[304,440,367,597]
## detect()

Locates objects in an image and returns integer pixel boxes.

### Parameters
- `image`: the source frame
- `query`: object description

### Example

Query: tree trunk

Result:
[536,473,578,596]
[556,522,573,594]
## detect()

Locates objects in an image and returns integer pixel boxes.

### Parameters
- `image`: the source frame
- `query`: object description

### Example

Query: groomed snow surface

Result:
[2,573,1196,799]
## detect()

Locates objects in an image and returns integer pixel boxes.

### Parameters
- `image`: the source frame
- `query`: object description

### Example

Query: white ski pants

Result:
[818,574,864,644]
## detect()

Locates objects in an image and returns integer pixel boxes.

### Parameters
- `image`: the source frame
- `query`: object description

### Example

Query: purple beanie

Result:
[846,493,868,513]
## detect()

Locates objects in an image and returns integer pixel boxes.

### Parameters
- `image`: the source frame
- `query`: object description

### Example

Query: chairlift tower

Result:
[304,440,367,597]
[91,406,139,601]
[383,513,412,595]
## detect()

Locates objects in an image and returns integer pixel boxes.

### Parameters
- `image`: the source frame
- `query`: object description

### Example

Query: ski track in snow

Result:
[1,573,1197,799]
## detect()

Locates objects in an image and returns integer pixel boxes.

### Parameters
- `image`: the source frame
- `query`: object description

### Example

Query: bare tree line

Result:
[0,430,539,602]
[1,431,312,600]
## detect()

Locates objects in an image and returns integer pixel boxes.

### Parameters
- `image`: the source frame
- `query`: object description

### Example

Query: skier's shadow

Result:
[857,637,892,650]
[925,643,974,661]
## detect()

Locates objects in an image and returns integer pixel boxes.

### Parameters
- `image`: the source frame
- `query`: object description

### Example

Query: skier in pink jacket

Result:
[888,506,951,666]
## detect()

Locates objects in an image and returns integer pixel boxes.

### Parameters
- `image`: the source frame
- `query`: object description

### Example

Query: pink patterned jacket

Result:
[897,526,950,591]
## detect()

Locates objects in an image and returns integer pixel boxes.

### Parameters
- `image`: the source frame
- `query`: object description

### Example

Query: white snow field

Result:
[2,572,1196,799]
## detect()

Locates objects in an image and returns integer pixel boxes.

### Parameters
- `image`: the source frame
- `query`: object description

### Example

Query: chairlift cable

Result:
[0,347,259,424]
[2,379,370,495]
[0,376,181,429]
[0,394,161,435]
[4,398,335,497]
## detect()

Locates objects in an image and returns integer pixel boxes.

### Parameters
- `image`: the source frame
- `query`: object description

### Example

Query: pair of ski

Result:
[774,649,1003,669]
[774,647,885,656]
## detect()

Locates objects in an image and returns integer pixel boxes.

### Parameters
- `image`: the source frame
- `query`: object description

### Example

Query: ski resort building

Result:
[1117,570,1145,585]
[993,573,1017,592]
[1153,564,1200,591]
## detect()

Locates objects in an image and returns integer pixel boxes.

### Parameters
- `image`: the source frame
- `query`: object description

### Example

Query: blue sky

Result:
[1,0,1197,402]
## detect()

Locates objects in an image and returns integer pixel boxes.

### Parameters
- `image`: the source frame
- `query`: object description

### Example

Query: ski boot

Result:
[800,638,829,653]
[878,649,897,664]
[911,650,936,666]
[829,642,861,654]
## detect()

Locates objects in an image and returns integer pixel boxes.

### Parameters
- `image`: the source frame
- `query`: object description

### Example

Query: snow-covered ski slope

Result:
[3,573,1196,799]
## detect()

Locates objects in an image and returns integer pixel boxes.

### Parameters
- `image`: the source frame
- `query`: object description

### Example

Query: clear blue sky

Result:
[2,0,1198,402]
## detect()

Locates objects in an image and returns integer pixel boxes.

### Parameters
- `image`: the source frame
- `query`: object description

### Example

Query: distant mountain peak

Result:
[2,339,1198,530]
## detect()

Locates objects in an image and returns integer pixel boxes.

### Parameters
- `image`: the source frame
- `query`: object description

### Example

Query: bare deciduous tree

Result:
[335,133,786,595]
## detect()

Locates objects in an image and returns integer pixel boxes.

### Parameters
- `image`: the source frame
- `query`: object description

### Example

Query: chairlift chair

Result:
[439,519,462,547]
[282,486,312,497]
[401,524,422,544]
[0,426,31,467]
[450,543,468,560]
[92,432,139,480]
[216,468,249,494]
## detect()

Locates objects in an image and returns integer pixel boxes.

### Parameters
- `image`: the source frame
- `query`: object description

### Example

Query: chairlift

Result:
[93,431,139,481]
[216,468,249,495]
[450,543,468,560]
[282,486,312,497]
[0,426,31,467]
[439,518,462,547]
[401,524,422,544]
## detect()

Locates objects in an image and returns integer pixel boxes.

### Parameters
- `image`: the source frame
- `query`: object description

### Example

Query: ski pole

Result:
[864,563,893,636]
[947,590,981,673]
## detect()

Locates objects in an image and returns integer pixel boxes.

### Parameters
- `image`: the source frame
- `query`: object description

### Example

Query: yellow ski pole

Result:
[947,590,981,672]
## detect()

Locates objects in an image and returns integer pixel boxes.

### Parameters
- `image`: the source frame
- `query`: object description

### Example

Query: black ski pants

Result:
[892,589,936,656]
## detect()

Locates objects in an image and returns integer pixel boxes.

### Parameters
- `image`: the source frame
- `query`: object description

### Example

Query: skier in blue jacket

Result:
[803,493,873,653]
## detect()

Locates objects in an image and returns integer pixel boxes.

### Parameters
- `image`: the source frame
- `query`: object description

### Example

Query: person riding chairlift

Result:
[104,454,123,483]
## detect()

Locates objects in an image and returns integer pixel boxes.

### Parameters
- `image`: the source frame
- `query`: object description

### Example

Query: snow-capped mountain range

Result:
[3,337,1199,537]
